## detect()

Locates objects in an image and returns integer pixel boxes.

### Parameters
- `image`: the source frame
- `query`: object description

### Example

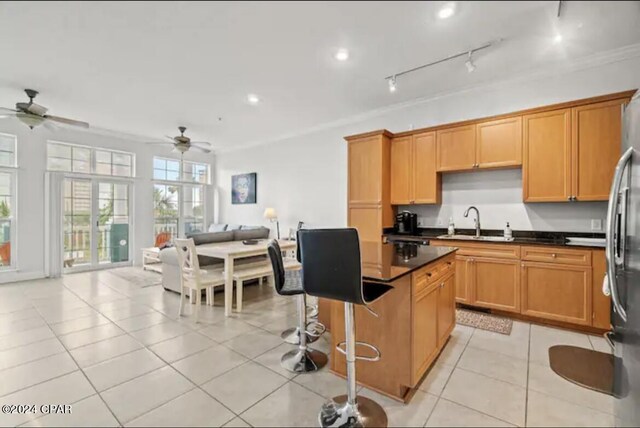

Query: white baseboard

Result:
[0,270,47,285]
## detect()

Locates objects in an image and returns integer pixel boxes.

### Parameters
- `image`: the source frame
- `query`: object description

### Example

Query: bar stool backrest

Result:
[298,228,365,305]
[267,239,286,294]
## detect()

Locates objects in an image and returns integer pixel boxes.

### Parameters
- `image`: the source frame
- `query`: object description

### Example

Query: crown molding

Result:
[219,42,640,153]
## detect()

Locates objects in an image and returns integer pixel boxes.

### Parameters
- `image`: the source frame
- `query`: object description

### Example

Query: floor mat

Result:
[456,308,513,335]
[109,266,162,288]
[549,345,614,396]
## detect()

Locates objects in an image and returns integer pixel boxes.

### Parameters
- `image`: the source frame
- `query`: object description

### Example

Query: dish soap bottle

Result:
[504,222,513,240]
[447,218,455,236]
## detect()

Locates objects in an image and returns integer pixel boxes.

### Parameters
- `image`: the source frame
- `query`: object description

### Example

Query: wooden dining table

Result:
[196,239,297,316]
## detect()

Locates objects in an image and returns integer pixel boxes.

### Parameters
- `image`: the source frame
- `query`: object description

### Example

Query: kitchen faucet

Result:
[464,206,481,237]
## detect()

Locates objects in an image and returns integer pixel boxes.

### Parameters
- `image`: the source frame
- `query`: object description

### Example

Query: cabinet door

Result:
[476,116,522,168]
[523,109,571,202]
[473,258,520,313]
[348,206,381,242]
[390,136,413,205]
[521,262,592,325]
[348,137,382,204]
[412,285,439,384]
[413,132,440,204]
[455,256,472,304]
[572,99,625,201]
[436,125,476,171]
[437,274,456,347]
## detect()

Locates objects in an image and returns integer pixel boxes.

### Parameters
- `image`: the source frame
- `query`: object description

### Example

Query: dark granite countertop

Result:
[362,242,457,283]
[384,228,606,249]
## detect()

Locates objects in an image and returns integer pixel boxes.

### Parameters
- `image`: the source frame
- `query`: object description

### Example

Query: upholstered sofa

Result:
[159,225,270,293]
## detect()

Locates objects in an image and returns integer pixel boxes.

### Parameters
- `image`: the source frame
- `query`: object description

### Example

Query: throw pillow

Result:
[226,224,241,231]
[208,224,228,232]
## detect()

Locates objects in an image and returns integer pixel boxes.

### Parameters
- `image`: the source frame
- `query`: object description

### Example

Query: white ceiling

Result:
[1,1,639,150]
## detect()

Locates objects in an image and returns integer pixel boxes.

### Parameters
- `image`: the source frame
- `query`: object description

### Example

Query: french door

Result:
[63,177,132,271]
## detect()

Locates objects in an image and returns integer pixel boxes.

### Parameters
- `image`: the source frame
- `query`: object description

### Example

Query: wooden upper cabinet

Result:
[476,116,522,168]
[348,136,384,205]
[572,99,625,201]
[390,132,440,205]
[413,132,440,204]
[390,136,412,205]
[523,109,572,202]
[437,125,476,171]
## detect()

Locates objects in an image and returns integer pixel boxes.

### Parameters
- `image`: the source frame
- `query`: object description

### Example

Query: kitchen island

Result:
[328,241,457,402]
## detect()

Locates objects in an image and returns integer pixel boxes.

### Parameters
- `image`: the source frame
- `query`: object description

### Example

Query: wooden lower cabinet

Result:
[454,256,472,304]
[473,257,520,313]
[521,261,592,326]
[437,274,456,346]
[412,283,440,384]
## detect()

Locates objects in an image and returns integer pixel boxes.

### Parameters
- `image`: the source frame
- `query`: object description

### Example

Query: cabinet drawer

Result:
[521,246,591,266]
[412,255,455,295]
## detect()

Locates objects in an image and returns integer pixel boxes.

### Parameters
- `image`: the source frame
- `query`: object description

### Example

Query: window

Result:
[153,157,209,184]
[152,157,209,242]
[47,141,134,178]
[0,134,16,270]
[0,133,17,167]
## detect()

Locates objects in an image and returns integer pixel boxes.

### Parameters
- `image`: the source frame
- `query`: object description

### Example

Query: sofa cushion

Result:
[208,223,228,232]
[226,224,241,231]
[187,231,234,245]
[233,227,270,241]
[240,225,261,230]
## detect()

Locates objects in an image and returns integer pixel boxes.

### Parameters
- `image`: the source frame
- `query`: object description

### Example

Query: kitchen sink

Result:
[437,234,515,242]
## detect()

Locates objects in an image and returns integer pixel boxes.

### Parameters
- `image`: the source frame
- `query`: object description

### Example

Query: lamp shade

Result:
[263,207,277,220]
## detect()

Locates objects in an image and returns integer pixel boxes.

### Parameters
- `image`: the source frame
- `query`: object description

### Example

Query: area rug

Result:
[456,308,513,335]
[109,267,162,288]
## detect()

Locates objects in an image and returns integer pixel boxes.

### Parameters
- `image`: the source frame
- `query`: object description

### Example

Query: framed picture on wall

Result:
[231,172,257,204]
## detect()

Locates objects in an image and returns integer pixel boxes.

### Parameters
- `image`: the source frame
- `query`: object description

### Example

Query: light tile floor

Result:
[0,269,615,427]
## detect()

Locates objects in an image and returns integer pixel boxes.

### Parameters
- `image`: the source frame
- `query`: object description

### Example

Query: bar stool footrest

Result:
[336,341,381,362]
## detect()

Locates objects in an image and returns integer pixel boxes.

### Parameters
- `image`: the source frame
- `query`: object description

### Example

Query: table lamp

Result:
[264,207,280,239]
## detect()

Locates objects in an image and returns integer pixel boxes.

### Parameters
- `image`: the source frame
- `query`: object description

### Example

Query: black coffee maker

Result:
[394,211,418,235]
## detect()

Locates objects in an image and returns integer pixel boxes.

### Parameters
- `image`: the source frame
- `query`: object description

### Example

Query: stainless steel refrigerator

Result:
[605,90,640,427]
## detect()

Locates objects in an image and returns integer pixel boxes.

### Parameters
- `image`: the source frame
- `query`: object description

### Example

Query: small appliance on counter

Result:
[394,211,418,235]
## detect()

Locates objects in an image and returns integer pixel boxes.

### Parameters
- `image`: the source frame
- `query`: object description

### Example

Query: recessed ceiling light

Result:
[438,2,456,19]
[553,34,563,44]
[247,94,260,104]
[335,48,349,61]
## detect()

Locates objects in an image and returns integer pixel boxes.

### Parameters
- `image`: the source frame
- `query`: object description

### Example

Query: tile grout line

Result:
[525,322,532,427]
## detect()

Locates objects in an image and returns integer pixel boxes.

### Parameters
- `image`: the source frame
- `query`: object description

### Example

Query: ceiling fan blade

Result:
[0,107,18,114]
[190,141,212,147]
[191,146,211,153]
[44,115,89,128]
[165,135,176,142]
[43,121,58,131]
[145,141,175,145]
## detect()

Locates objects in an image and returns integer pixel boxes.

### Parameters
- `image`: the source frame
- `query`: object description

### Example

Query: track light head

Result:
[388,76,397,93]
[465,51,476,73]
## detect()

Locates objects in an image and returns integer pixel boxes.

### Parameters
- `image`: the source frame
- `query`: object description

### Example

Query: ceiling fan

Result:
[146,126,212,154]
[0,89,89,129]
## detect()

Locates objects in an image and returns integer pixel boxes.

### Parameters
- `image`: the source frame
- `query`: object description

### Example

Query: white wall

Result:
[216,54,640,236]
[0,121,215,283]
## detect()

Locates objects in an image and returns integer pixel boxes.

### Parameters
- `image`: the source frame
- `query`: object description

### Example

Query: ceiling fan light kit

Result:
[145,126,212,155]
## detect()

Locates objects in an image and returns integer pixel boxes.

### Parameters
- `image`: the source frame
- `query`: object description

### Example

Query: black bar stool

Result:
[267,240,327,373]
[298,228,392,428]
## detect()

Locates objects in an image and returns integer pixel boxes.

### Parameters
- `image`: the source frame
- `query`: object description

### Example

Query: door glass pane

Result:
[0,172,12,267]
[154,184,179,245]
[63,179,92,267]
[183,185,204,234]
[97,182,129,264]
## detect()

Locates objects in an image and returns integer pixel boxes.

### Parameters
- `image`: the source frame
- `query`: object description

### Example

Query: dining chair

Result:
[174,238,225,322]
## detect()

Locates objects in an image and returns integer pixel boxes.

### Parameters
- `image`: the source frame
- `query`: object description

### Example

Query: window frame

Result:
[47,141,136,178]
[153,156,210,185]
[0,132,17,168]
[152,180,206,240]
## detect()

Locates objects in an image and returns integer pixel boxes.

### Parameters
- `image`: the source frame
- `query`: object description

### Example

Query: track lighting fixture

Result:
[465,51,476,73]
[388,76,397,93]
[383,40,499,91]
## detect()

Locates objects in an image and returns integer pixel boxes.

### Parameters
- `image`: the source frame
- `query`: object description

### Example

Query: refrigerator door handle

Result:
[605,147,633,323]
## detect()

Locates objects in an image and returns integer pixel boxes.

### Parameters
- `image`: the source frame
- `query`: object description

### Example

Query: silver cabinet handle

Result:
[605,147,633,322]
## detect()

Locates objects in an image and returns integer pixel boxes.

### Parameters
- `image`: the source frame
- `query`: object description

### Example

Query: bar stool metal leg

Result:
[281,295,324,345]
[280,294,328,373]
[319,302,387,428]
